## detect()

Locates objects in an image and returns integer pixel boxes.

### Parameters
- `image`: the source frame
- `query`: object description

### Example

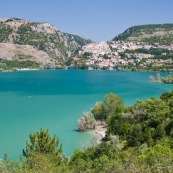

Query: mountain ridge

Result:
[63,32,93,47]
[112,23,173,45]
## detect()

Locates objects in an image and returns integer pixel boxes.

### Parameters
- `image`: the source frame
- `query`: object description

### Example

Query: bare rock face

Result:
[31,23,58,34]
[0,43,52,64]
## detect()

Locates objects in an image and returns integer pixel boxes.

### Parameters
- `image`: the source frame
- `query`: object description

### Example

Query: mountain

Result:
[63,33,93,46]
[112,24,173,45]
[0,18,92,69]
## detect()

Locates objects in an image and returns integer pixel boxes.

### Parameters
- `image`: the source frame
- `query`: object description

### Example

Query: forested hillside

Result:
[113,24,173,45]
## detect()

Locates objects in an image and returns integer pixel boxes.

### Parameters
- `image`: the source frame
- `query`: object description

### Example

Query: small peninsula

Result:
[149,73,173,84]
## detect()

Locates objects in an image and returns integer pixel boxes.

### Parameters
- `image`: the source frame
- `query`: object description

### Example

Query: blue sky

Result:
[0,0,173,42]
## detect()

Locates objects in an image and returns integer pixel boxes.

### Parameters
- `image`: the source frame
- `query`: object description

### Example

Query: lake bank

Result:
[87,121,107,145]
[1,67,173,73]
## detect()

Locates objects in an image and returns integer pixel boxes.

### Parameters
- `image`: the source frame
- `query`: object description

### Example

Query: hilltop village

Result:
[72,41,173,71]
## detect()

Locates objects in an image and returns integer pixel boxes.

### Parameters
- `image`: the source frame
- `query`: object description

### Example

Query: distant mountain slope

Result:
[63,33,93,46]
[0,43,53,70]
[0,18,92,68]
[112,24,173,45]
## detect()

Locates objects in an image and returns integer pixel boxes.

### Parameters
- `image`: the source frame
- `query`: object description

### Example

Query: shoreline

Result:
[1,68,173,73]
[88,121,107,144]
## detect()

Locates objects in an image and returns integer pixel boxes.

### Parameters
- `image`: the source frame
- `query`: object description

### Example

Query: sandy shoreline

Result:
[89,121,107,143]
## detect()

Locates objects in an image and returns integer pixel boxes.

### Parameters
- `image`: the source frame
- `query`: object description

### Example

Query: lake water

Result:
[0,70,172,160]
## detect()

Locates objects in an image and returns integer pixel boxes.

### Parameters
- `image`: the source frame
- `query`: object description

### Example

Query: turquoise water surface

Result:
[0,70,172,160]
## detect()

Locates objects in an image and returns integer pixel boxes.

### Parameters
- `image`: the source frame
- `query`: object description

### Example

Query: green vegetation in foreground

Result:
[1,90,173,172]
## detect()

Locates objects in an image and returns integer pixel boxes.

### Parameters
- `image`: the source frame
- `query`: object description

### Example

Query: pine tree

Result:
[23,129,63,165]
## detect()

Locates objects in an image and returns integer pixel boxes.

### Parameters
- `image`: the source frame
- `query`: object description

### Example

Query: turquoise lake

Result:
[0,70,172,160]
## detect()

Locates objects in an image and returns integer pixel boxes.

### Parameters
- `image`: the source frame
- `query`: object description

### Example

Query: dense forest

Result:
[1,90,173,173]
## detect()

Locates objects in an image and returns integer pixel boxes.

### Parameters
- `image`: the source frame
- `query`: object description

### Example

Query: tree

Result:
[138,144,173,166]
[23,129,63,165]
[127,124,143,147]
[106,113,122,138]
[78,112,96,132]
[160,90,173,102]
[149,75,155,82]
[103,93,124,118]
[156,73,161,82]
[91,102,104,120]
[168,97,173,113]
[155,124,166,139]
[21,153,57,173]
[143,128,155,146]
[0,153,20,173]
